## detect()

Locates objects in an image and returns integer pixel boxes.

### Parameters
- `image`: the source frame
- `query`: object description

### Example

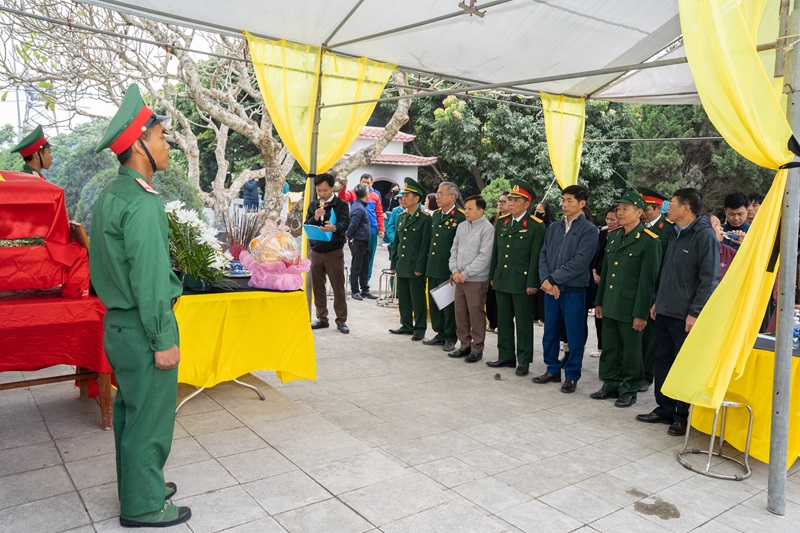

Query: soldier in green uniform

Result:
[389,178,431,341]
[591,191,661,407]
[424,182,466,352]
[486,180,545,376]
[90,84,191,528]
[10,124,52,180]
[638,187,673,391]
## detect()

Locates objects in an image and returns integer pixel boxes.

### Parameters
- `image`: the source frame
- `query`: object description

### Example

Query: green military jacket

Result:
[489,213,545,294]
[22,164,45,180]
[89,166,183,351]
[391,206,432,278]
[645,213,674,255]
[595,223,661,322]
[426,206,466,279]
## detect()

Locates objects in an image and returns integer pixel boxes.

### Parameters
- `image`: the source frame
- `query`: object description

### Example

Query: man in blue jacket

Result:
[533,185,598,393]
[346,184,376,300]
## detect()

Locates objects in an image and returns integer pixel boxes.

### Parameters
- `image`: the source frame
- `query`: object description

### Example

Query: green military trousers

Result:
[104,309,178,516]
[495,290,534,364]
[641,315,656,385]
[427,276,457,344]
[599,316,645,397]
[397,275,427,335]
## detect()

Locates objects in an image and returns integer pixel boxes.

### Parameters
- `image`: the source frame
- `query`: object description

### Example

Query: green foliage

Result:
[480,177,511,221]
[73,167,116,233]
[0,124,23,172]
[152,151,205,214]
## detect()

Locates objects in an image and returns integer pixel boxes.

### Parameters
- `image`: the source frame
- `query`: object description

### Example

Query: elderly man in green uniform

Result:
[486,180,545,376]
[90,84,191,528]
[10,124,52,180]
[638,186,673,392]
[591,191,661,407]
[423,181,466,352]
[389,178,431,341]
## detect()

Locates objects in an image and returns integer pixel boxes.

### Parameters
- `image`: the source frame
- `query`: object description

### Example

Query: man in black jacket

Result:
[636,188,719,436]
[306,174,351,334]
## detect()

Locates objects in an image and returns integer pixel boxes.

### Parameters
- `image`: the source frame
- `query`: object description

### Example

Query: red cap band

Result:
[109,106,153,154]
[509,185,532,202]
[19,137,48,158]
[641,195,662,204]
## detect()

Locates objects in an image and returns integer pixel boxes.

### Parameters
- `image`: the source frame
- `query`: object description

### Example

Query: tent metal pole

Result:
[323,0,365,46]
[768,3,799,517]
[305,48,326,314]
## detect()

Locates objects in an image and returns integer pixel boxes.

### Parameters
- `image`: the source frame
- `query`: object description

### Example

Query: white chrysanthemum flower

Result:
[223,251,233,261]
[164,200,184,214]
[195,228,219,247]
[175,209,194,226]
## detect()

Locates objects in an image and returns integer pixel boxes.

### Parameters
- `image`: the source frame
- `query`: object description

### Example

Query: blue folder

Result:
[303,209,337,242]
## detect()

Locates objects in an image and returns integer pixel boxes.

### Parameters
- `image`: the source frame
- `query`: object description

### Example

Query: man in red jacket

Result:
[339,173,385,293]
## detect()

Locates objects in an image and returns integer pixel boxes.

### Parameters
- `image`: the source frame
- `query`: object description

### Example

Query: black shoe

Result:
[442,342,456,352]
[311,321,329,329]
[667,421,687,436]
[423,337,445,346]
[515,363,529,376]
[589,389,619,400]
[639,383,651,393]
[337,324,350,334]
[464,352,483,363]
[389,328,413,335]
[411,333,424,341]
[165,482,177,500]
[448,346,471,358]
[615,395,637,408]
[561,379,577,393]
[119,504,192,528]
[635,412,673,424]
[361,291,378,300]
[486,359,516,368]
[531,372,561,384]
[558,352,569,365]
[351,292,363,301]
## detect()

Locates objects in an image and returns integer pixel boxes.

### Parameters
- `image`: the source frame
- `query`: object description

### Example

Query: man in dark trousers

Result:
[636,188,719,436]
[346,183,374,300]
[424,181,466,353]
[306,173,350,334]
[486,180,545,376]
[90,84,191,528]
[592,192,661,408]
[533,184,598,393]
[389,178,431,341]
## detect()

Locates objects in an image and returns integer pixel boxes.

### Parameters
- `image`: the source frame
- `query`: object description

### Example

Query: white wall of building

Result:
[347,138,405,155]
[343,164,417,190]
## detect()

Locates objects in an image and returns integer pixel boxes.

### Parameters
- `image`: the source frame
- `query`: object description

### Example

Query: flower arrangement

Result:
[164,200,231,288]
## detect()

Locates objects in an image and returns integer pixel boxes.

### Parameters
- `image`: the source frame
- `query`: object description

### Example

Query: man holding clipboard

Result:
[304,174,350,334]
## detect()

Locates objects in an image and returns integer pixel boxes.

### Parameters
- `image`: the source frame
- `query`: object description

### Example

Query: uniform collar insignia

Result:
[135,178,159,194]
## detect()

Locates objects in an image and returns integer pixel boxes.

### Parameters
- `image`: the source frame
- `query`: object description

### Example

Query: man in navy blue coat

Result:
[346,184,375,300]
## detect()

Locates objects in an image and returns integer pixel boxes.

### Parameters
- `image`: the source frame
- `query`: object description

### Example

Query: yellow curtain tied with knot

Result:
[540,92,585,189]
[662,0,795,411]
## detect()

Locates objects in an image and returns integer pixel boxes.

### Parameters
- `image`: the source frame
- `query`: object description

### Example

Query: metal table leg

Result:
[233,378,266,400]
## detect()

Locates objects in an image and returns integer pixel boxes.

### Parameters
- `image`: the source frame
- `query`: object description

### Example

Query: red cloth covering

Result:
[0,172,89,297]
[0,288,110,374]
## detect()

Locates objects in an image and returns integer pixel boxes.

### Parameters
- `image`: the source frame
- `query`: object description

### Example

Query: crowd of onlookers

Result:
[305,171,762,437]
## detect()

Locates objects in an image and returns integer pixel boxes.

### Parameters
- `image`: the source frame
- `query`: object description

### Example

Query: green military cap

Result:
[508,179,534,202]
[96,83,169,154]
[402,177,426,198]
[10,124,49,157]
[617,190,646,210]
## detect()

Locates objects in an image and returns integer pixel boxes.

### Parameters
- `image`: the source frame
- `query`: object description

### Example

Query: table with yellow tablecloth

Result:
[173,289,315,389]
[690,349,800,467]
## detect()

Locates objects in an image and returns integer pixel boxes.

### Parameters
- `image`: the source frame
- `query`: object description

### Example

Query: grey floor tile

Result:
[381,500,506,533]
[217,446,297,484]
[94,517,192,532]
[174,388,222,417]
[592,434,661,462]
[172,485,267,533]
[43,412,106,441]
[689,520,746,533]
[274,498,373,533]
[0,465,73,510]
[194,427,267,458]
[381,437,453,466]
[414,457,487,488]
[529,452,604,484]
[741,491,800,525]
[0,440,62,477]
[496,499,583,533]
[0,492,90,533]
[494,464,570,498]
[56,430,116,464]
[249,414,341,444]
[453,476,531,514]
[65,452,117,490]
[324,408,385,429]
[347,422,418,447]
[574,473,652,508]
[539,485,621,523]
[654,478,740,518]
[272,430,373,469]
[176,409,243,436]
[627,495,717,533]
[455,446,524,475]
[163,459,237,499]
[305,450,408,494]
[244,470,331,515]
[590,508,671,533]
[339,472,452,526]
[79,482,119,522]
[219,516,287,532]
[0,419,51,451]
[164,437,212,469]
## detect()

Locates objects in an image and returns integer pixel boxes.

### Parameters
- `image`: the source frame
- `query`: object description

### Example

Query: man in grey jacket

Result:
[533,185,599,393]
[448,196,495,362]
[636,188,719,436]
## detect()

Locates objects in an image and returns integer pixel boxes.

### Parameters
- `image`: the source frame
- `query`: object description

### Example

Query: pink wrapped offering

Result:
[240,221,310,291]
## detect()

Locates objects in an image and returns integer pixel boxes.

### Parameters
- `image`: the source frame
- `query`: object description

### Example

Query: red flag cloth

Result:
[0,172,90,297]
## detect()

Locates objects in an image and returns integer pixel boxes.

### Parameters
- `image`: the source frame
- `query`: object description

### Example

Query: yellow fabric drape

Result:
[540,92,585,189]
[244,32,396,174]
[663,0,794,410]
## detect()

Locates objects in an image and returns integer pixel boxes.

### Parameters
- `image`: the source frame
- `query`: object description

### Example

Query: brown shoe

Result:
[561,380,577,393]
[531,372,561,384]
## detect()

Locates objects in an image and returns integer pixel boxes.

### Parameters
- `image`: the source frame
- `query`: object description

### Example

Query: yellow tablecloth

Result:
[691,349,800,467]
[174,290,315,388]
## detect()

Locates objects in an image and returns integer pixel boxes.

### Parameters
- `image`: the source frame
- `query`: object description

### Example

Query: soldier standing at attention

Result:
[486,180,545,377]
[389,178,432,341]
[90,84,190,528]
[591,192,661,408]
[423,182,466,353]
[10,124,52,180]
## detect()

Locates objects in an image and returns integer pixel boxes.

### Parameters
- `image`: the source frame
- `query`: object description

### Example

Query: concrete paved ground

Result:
[1,245,799,532]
